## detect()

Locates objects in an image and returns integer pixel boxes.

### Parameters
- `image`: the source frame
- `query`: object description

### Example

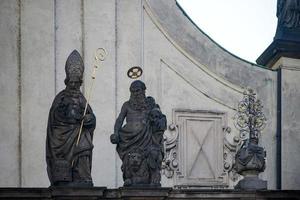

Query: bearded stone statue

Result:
[110,80,166,187]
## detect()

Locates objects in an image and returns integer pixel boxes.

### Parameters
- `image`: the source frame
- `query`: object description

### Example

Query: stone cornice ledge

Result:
[0,188,300,199]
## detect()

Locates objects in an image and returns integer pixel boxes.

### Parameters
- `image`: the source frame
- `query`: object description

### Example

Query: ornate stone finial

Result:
[233,89,267,190]
[234,89,266,144]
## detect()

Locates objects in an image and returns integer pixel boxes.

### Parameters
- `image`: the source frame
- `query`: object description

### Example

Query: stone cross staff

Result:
[74,48,107,151]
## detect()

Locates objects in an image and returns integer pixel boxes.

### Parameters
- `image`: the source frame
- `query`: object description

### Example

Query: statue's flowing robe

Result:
[277,0,300,28]
[116,104,152,161]
[46,90,95,184]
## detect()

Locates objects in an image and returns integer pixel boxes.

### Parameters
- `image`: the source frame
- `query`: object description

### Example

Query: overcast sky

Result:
[176,0,277,63]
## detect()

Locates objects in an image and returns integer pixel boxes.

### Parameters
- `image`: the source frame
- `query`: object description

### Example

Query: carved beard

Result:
[129,92,148,111]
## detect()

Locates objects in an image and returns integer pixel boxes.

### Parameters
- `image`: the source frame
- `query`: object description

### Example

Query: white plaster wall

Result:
[281,66,300,189]
[0,0,20,187]
[20,0,55,186]
[83,0,116,188]
[0,0,280,189]
[55,0,82,93]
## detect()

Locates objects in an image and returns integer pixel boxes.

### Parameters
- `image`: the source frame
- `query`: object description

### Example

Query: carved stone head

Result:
[130,80,146,94]
[64,50,84,89]
[149,108,161,122]
[129,80,147,110]
[128,151,143,172]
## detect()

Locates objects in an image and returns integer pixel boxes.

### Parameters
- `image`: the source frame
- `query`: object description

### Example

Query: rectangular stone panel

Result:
[173,110,227,187]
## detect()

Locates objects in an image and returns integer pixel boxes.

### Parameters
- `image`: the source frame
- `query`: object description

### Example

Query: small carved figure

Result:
[111,80,166,187]
[46,50,96,187]
[147,102,166,185]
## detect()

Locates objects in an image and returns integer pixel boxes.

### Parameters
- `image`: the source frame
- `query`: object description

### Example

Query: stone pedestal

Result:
[235,176,267,190]
[256,40,300,68]
[234,143,268,191]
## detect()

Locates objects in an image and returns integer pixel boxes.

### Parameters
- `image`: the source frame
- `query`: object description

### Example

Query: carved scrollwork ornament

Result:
[164,110,243,187]
[162,123,179,178]
[221,124,245,183]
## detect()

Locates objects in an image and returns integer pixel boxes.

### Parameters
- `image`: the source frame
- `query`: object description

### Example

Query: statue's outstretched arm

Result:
[111,102,128,144]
